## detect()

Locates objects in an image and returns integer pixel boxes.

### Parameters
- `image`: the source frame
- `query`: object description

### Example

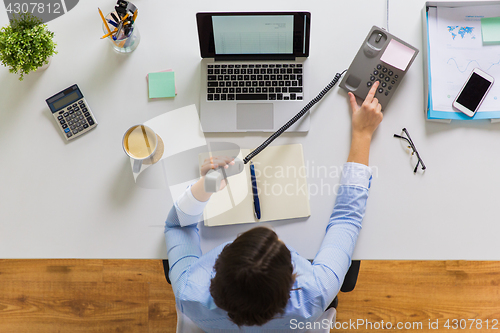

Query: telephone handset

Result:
[204,158,244,193]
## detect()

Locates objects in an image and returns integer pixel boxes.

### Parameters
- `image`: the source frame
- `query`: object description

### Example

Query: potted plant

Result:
[0,13,57,80]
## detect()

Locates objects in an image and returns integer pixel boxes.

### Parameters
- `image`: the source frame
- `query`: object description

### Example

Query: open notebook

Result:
[200,144,310,227]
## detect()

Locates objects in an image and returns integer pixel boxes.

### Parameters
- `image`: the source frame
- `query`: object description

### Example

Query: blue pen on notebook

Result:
[250,161,261,219]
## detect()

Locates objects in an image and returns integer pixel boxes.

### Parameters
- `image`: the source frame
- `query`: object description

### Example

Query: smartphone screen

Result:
[456,73,493,112]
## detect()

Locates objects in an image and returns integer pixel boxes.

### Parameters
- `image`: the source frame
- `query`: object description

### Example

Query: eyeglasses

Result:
[394,128,426,173]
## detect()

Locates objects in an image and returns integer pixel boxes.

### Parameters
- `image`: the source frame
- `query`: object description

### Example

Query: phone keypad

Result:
[366,64,399,97]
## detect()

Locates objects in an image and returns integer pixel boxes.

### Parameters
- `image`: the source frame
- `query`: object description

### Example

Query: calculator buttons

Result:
[53,98,96,140]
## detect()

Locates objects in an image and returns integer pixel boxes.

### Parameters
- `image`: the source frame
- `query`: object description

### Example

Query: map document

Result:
[429,5,500,115]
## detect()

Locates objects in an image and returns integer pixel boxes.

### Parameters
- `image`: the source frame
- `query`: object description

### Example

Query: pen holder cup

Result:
[102,15,140,53]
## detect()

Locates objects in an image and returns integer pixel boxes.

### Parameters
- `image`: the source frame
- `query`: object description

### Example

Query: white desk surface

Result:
[1,0,499,260]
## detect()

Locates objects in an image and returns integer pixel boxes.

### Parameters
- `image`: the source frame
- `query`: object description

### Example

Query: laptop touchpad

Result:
[236,103,274,130]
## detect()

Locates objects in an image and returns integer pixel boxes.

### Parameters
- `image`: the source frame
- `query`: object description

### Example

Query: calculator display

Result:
[52,91,80,111]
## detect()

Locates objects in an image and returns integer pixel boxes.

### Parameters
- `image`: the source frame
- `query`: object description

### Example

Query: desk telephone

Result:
[243,26,420,164]
[339,26,419,109]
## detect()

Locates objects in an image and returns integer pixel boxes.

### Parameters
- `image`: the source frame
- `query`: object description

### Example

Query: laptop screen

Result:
[197,12,310,60]
[212,15,294,55]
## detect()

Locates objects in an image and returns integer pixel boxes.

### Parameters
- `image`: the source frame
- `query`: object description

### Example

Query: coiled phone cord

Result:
[243,69,347,164]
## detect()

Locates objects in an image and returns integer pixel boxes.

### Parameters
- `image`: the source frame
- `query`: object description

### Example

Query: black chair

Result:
[328,260,361,309]
[163,259,171,285]
[162,259,361,309]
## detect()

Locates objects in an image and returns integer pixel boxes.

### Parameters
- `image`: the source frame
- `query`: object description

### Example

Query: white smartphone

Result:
[453,68,494,117]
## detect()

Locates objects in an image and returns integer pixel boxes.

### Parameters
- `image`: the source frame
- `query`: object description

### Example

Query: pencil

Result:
[101,28,117,39]
[98,7,112,35]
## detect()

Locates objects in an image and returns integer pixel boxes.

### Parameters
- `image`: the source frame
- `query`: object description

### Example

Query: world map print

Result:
[447,26,475,40]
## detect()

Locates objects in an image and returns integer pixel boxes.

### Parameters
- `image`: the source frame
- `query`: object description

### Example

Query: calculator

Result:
[45,84,98,140]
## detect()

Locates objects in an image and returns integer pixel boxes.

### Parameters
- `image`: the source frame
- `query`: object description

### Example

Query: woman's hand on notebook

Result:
[191,156,236,202]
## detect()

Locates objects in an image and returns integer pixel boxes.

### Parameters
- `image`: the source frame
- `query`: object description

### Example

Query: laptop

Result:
[196,12,311,132]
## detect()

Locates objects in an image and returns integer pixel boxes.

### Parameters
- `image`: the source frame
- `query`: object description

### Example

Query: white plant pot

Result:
[36,56,52,71]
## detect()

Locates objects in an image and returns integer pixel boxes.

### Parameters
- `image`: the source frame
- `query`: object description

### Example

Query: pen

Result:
[113,21,124,40]
[250,162,261,220]
[110,12,120,23]
[107,19,118,27]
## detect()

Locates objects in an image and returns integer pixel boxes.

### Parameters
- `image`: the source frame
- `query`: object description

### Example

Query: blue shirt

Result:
[164,162,372,332]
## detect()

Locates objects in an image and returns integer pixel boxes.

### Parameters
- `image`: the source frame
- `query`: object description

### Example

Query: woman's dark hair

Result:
[209,227,294,327]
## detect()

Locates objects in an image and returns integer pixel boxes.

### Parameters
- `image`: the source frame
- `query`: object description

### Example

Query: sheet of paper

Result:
[481,17,500,44]
[380,39,416,71]
[130,105,207,193]
[430,5,500,113]
[148,71,176,98]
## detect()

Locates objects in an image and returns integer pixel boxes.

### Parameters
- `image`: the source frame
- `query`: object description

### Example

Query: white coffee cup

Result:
[122,125,158,173]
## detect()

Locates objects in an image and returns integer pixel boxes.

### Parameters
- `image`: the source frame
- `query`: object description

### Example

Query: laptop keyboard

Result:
[206,63,303,101]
